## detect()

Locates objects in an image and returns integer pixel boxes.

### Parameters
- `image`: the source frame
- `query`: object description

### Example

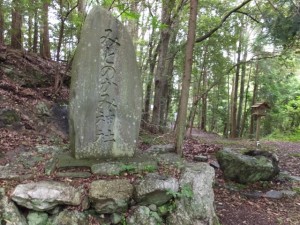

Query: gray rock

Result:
[134,173,179,206]
[290,175,300,182]
[69,6,142,159]
[167,163,218,225]
[127,206,163,225]
[264,190,283,199]
[146,144,175,153]
[110,213,123,224]
[11,181,83,211]
[27,211,48,225]
[46,210,88,225]
[36,102,51,117]
[91,162,123,175]
[56,171,92,178]
[281,190,297,198]
[148,204,157,212]
[216,148,279,184]
[0,188,28,225]
[157,153,184,167]
[89,179,133,213]
[0,165,21,180]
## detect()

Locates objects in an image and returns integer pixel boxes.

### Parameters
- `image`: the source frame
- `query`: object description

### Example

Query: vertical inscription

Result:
[96,29,120,143]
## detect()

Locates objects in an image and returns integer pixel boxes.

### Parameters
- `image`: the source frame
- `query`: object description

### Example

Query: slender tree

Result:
[11,0,22,49]
[41,0,51,58]
[175,0,198,156]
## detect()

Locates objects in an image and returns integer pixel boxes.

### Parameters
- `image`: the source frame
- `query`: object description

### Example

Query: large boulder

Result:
[216,148,279,184]
[134,173,179,206]
[0,188,28,225]
[89,179,133,213]
[11,181,83,211]
[167,163,218,225]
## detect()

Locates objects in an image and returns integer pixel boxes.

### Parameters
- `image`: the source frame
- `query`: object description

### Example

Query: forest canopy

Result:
[1,0,300,147]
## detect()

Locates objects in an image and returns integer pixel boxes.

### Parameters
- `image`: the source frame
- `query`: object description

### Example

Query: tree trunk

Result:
[11,0,22,49]
[175,0,198,156]
[41,0,51,58]
[240,65,252,136]
[249,62,259,138]
[0,0,4,44]
[151,0,173,132]
[230,31,242,138]
[237,45,248,137]
[200,68,208,131]
[33,3,39,53]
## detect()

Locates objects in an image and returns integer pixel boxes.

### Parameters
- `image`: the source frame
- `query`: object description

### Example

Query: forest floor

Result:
[0,46,299,225]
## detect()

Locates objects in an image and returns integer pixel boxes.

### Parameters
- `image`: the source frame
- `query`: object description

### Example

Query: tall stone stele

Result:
[69,6,142,159]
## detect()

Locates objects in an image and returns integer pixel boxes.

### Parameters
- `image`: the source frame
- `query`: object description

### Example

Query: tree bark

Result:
[11,0,22,49]
[0,0,4,44]
[33,2,39,53]
[41,0,51,58]
[230,29,242,138]
[151,0,173,132]
[249,62,259,138]
[175,0,198,156]
[237,43,248,136]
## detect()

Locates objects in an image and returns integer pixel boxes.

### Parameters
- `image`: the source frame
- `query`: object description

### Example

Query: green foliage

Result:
[120,164,137,173]
[265,129,300,142]
[167,184,193,199]
[292,186,300,194]
[143,165,157,173]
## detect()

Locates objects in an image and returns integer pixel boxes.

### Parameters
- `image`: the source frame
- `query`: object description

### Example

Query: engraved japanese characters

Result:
[69,7,142,159]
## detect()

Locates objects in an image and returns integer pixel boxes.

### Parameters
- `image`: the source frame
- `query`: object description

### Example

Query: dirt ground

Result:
[191,129,300,225]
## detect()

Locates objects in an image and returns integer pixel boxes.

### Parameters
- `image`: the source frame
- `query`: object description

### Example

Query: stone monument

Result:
[69,6,142,159]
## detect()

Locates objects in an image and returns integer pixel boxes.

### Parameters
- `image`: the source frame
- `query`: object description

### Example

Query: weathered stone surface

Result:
[127,206,163,225]
[89,179,133,213]
[91,162,123,175]
[11,181,83,211]
[110,213,123,224]
[56,171,92,178]
[0,165,22,180]
[27,211,49,225]
[264,190,283,199]
[69,6,142,159]
[134,173,179,206]
[216,148,279,184]
[0,188,28,225]
[167,163,218,225]
[146,144,175,153]
[46,210,88,225]
[157,153,184,166]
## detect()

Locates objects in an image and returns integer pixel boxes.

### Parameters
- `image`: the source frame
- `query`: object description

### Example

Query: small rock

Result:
[134,173,179,206]
[110,213,122,224]
[27,211,48,225]
[46,210,88,225]
[146,144,175,153]
[91,162,122,175]
[0,188,28,225]
[209,160,220,169]
[11,181,83,211]
[264,190,283,199]
[89,179,133,213]
[127,206,163,225]
[56,171,92,178]
[148,204,157,211]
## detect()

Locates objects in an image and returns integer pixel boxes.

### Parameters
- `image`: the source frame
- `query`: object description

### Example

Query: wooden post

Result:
[256,116,261,149]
